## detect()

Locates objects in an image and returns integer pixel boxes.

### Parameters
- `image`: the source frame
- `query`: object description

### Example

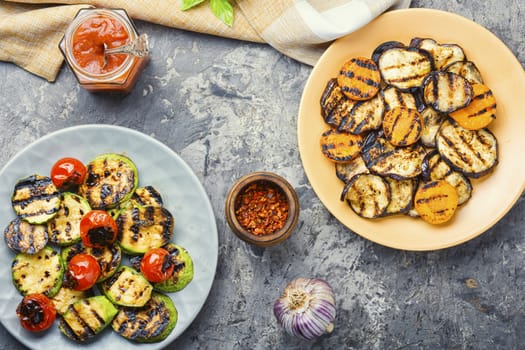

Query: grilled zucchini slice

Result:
[320,129,364,163]
[382,107,423,147]
[414,180,458,225]
[341,174,390,219]
[79,153,138,210]
[12,245,64,297]
[117,205,174,255]
[102,266,153,307]
[47,192,91,246]
[11,174,61,224]
[423,71,473,113]
[52,286,94,315]
[131,186,163,207]
[436,119,498,178]
[61,241,122,282]
[153,243,194,293]
[337,57,381,100]
[339,93,384,134]
[384,177,418,216]
[59,295,118,342]
[4,217,48,254]
[449,83,496,130]
[422,151,472,206]
[381,86,417,112]
[112,292,177,343]
[335,155,369,183]
[378,47,433,91]
[443,60,484,84]
[420,107,446,148]
[409,37,466,70]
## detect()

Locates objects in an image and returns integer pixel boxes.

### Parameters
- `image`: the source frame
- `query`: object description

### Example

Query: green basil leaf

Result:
[181,0,206,11]
[209,0,234,26]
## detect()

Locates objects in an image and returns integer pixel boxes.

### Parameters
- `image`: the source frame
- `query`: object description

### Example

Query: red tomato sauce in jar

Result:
[72,16,129,74]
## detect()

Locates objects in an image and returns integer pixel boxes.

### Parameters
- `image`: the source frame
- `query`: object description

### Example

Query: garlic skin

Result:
[274,278,336,341]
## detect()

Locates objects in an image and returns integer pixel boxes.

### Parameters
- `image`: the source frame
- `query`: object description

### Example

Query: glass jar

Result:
[59,8,149,93]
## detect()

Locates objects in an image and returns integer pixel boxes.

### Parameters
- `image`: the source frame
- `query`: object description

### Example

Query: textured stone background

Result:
[0,1,523,349]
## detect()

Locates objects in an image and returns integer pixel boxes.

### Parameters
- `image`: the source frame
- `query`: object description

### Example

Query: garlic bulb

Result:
[273,278,336,340]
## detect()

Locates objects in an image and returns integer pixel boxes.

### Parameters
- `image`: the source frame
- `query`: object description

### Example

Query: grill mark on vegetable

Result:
[415,193,451,204]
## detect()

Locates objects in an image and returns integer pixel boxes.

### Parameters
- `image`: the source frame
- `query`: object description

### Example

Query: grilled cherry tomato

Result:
[16,293,56,332]
[80,210,118,248]
[67,253,101,291]
[50,157,87,190]
[140,248,175,283]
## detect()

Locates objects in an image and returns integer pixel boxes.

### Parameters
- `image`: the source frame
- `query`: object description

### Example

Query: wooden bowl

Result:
[225,172,300,247]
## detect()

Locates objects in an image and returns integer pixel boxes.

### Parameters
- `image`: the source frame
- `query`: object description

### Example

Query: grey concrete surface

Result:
[0,1,524,349]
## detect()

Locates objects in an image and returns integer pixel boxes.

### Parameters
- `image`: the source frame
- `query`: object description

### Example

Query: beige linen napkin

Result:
[0,0,409,82]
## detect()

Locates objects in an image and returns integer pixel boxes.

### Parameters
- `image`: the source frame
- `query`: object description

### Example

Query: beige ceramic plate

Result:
[298,9,525,251]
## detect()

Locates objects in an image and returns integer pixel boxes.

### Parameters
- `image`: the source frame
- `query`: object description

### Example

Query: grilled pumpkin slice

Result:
[12,245,64,297]
[423,71,473,113]
[339,93,384,134]
[59,295,118,342]
[117,205,174,255]
[420,107,446,148]
[52,286,94,315]
[409,37,466,70]
[341,174,390,219]
[112,292,177,343]
[384,177,418,216]
[414,180,459,225]
[378,46,433,91]
[79,153,138,210]
[381,86,417,112]
[335,155,369,183]
[362,137,425,180]
[443,60,484,84]
[11,174,61,224]
[4,217,48,254]
[422,151,472,206]
[449,83,496,130]
[337,57,381,100]
[436,119,498,178]
[61,241,122,282]
[47,192,91,246]
[102,265,153,307]
[320,129,364,163]
[382,107,423,147]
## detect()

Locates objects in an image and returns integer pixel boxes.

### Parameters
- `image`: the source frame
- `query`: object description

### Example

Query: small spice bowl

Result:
[225,172,300,247]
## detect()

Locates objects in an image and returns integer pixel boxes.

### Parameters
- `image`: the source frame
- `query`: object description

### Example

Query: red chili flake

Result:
[235,181,289,236]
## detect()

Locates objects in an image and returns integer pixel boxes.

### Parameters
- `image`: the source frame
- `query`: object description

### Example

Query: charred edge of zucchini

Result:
[4,217,48,254]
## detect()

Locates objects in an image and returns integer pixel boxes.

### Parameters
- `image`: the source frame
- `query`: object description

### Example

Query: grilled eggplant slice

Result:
[372,40,406,64]
[117,205,174,255]
[362,137,425,179]
[420,107,446,148]
[320,129,364,163]
[381,86,417,112]
[79,153,138,210]
[436,119,498,178]
[423,71,473,113]
[414,180,459,224]
[422,151,472,205]
[341,174,390,219]
[59,295,118,342]
[384,177,418,216]
[409,37,466,70]
[339,93,384,134]
[378,47,433,91]
[11,174,61,224]
[382,107,423,147]
[112,292,177,343]
[321,78,354,128]
[102,265,153,307]
[449,83,496,130]
[335,155,369,183]
[52,286,94,315]
[61,241,122,282]
[4,217,48,254]
[443,60,484,84]
[12,245,64,297]
[337,57,381,100]
[47,192,91,246]
[153,243,194,293]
